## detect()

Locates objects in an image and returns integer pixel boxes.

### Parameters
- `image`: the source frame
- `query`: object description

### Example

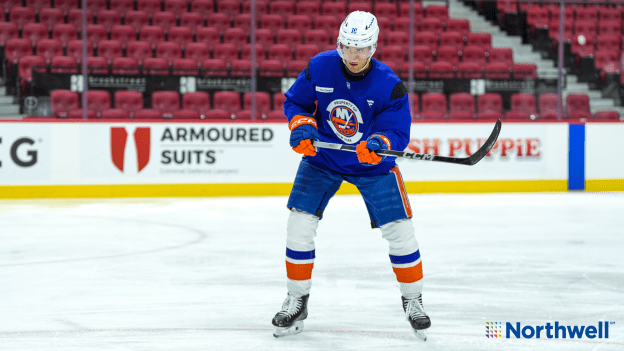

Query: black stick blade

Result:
[463,119,502,165]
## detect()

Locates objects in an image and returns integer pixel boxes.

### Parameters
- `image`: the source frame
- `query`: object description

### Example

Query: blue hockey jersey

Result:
[284,50,411,177]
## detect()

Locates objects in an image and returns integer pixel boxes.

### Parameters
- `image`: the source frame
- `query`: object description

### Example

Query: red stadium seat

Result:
[596,35,620,52]
[273,92,286,111]
[143,57,170,75]
[599,8,622,22]
[110,26,137,48]
[36,39,63,63]
[208,13,232,32]
[510,93,537,114]
[191,0,215,19]
[321,2,346,17]
[513,63,538,79]
[185,43,210,61]
[386,32,409,47]
[242,0,268,15]
[86,90,111,116]
[180,13,204,34]
[110,0,134,16]
[4,39,32,67]
[478,110,503,120]
[201,59,228,76]
[168,27,194,49]
[25,0,51,15]
[574,21,597,37]
[86,0,107,16]
[462,46,487,64]
[172,109,201,120]
[152,12,177,33]
[18,55,45,91]
[467,33,492,49]
[100,109,130,119]
[599,21,622,36]
[412,46,434,64]
[156,41,182,62]
[86,56,108,74]
[313,16,339,35]
[86,25,108,48]
[51,0,77,15]
[133,109,162,119]
[488,47,513,64]
[137,0,162,18]
[140,26,166,48]
[97,11,122,32]
[126,41,152,63]
[244,92,272,114]
[376,17,392,33]
[436,46,460,65]
[398,3,424,18]
[182,92,211,117]
[212,43,239,61]
[415,32,438,50]
[164,0,188,18]
[440,32,463,49]
[260,60,284,77]
[196,27,221,47]
[539,93,560,120]
[276,29,302,46]
[426,4,448,19]
[566,94,590,118]
[304,30,330,47]
[420,18,443,32]
[67,108,97,119]
[449,93,475,114]
[375,3,397,18]
[0,23,19,48]
[348,2,372,13]
[456,62,483,79]
[21,24,48,46]
[286,60,308,77]
[261,14,285,33]
[67,9,94,31]
[50,90,79,117]
[204,109,233,120]
[419,110,446,120]
[172,58,199,75]
[217,0,240,16]
[400,61,427,79]
[233,13,253,32]
[230,59,252,76]
[408,93,419,119]
[9,8,36,31]
[111,57,139,74]
[593,111,620,120]
[151,91,180,117]
[114,90,144,114]
[448,110,474,120]
[485,62,511,79]
[98,40,123,64]
[66,40,94,63]
[269,44,293,61]
[429,61,454,78]
[270,1,294,16]
[295,44,320,61]
[575,7,598,22]
[51,24,78,47]
[241,44,266,62]
[478,93,503,113]
[287,15,313,33]
[422,93,447,115]
[225,28,249,47]
[50,56,78,73]
[446,19,470,39]
[505,110,531,120]
[296,2,320,16]
[38,8,63,31]
[213,91,241,113]
[380,46,405,64]
[126,12,150,33]
[263,110,287,121]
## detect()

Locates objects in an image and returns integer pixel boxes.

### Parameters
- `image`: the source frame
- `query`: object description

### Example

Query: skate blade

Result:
[273,321,304,338]
[413,329,427,341]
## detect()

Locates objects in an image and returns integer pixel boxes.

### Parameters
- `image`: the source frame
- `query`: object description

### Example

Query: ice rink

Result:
[1,192,623,351]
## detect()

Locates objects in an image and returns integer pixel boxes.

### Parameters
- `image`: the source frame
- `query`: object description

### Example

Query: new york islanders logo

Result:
[326,99,363,144]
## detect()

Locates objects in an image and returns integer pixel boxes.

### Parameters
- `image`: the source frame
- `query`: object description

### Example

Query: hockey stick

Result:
[313,119,501,166]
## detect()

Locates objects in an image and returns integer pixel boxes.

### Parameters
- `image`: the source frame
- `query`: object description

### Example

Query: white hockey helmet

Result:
[337,11,379,60]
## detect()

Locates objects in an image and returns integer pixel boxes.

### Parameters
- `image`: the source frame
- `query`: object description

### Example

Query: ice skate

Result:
[402,295,431,341]
[272,294,309,338]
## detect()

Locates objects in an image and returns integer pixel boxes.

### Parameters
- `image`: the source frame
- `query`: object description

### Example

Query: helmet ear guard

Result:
[336,11,379,60]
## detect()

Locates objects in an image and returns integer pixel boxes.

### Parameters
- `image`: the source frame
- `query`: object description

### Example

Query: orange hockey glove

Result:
[356,141,382,165]
[289,114,319,156]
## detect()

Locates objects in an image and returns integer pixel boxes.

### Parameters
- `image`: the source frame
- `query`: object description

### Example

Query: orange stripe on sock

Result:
[392,262,423,283]
[391,166,413,217]
[286,261,314,281]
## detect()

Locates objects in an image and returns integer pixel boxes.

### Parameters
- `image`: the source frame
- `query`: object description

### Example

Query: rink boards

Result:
[0,120,622,198]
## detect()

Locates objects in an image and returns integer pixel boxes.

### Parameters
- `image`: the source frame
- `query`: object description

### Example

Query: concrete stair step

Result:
[0,96,14,104]
[0,104,19,115]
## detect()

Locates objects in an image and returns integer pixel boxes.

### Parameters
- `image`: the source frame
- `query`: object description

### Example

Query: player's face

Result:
[340,44,372,73]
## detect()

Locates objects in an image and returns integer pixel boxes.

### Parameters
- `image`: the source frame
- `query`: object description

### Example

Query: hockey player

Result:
[272,11,431,340]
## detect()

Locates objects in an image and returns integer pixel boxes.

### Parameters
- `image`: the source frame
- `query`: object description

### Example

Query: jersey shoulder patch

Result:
[390,81,407,101]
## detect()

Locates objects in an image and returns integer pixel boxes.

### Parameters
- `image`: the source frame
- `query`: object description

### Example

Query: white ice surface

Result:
[0,193,623,351]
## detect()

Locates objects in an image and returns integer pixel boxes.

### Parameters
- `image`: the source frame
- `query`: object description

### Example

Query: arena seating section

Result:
[0,0,614,120]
